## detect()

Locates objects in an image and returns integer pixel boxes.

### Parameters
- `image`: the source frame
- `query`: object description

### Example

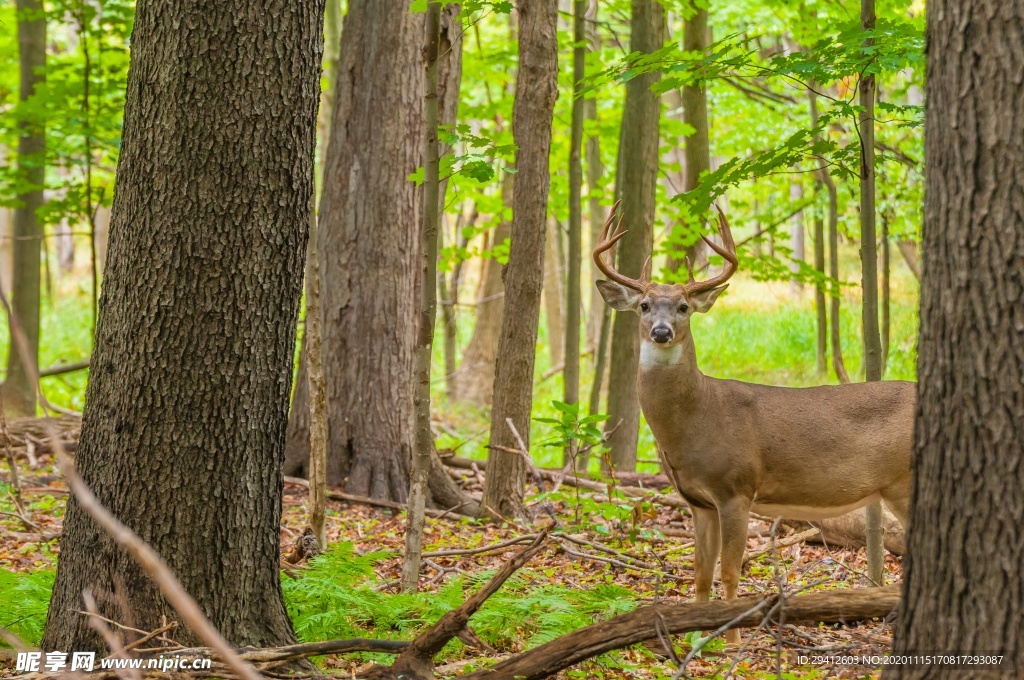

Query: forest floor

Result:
[2,416,898,679]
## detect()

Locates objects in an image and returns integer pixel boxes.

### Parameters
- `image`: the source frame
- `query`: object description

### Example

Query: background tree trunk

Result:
[858,0,885,587]
[318,2,421,497]
[789,180,805,296]
[814,203,827,375]
[666,5,709,273]
[283,0,342,479]
[563,0,585,467]
[41,0,323,652]
[3,0,46,417]
[810,82,850,385]
[889,0,1024,672]
[454,179,512,406]
[479,0,558,520]
[542,220,564,369]
[317,5,461,499]
[604,0,663,473]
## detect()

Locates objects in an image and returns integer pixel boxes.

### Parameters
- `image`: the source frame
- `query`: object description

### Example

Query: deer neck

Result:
[637,333,706,412]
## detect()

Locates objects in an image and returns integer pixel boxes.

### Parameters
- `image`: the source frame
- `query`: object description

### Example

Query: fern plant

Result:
[0,568,56,647]
[283,542,644,665]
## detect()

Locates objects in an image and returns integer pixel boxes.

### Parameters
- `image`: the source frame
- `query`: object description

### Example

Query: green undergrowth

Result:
[0,567,55,647]
[283,541,642,668]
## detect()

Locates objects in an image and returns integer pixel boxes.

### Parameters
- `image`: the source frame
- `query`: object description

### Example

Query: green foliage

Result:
[283,542,641,660]
[0,568,56,647]
[535,400,608,453]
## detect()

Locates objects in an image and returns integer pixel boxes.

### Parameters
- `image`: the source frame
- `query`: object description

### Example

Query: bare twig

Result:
[423,534,539,558]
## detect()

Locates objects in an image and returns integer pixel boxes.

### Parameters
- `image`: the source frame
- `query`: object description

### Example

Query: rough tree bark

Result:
[859,0,885,587]
[317,2,420,496]
[3,0,46,417]
[478,0,558,520]
[888,0,1024,674]
[41,0,323,652]
[454,179,512,406]
[604,0,663,472]
[315,4,462,499]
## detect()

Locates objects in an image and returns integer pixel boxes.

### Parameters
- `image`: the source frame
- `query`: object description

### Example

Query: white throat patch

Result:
[639,341,683,368]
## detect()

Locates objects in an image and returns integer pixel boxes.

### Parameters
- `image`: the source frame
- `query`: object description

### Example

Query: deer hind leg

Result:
[691,505,720,603]
[881,483,910,529]
[717,497,752,646]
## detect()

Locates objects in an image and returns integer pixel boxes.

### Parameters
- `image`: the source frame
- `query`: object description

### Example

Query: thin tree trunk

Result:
[563,0,585,467]
[896,239,921,280]
[888,1,1024,671]
[403,0,443,594]
[585,106,605,352]
[859,0,884,587]
[814,202,827,376]
[283,0,342,480]
[666,5,709,273]
[41,0,323,651]
[306,212,326,551]
[810,87,850,385]
[3,0,46,417]
[454,179,511,406]
[542,220,564,369]
[881,212,890,376]
[438,212,471,402]
[479,0,558,520]
[789,180,805,296]
[605,0,663,473]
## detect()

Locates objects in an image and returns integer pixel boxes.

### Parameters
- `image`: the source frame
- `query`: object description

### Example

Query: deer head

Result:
[594,201,738,348]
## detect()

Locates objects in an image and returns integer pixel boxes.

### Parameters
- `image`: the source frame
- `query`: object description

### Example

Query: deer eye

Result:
[678,304,689,313]
[640,302,650,312]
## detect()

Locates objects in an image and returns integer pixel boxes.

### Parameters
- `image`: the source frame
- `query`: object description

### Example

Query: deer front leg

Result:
[691,505,720,603]
[718,497,752,646]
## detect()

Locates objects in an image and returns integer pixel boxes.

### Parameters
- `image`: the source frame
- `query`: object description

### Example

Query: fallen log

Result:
[284,476,474,522]
[442,456,687,509]
[803,507,905,556]
[443,455,671,489]
[462,585,900,680]
[743,527,822,565]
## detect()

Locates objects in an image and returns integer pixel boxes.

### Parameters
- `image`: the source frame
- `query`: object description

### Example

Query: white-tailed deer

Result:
[594,202,913,644]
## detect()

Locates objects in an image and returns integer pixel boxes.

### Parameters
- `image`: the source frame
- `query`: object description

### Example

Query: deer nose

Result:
[651,326,673,343]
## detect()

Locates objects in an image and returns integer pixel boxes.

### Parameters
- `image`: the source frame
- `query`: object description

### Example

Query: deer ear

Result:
[689,284,728,313]
[596,279,642,312]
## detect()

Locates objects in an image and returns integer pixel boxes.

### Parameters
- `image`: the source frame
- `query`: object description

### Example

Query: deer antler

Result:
[593,200,651,293]
[683,204,738,295]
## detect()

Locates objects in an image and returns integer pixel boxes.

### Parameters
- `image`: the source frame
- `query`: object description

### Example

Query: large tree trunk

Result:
[604,0,663,472]
[41,0,323,652]
[318,2,421,497]
[454,179,512,406]
[888,1,1024,674]
[3,0,46,417]
[317,5,461,499]
[479,0,558,520]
